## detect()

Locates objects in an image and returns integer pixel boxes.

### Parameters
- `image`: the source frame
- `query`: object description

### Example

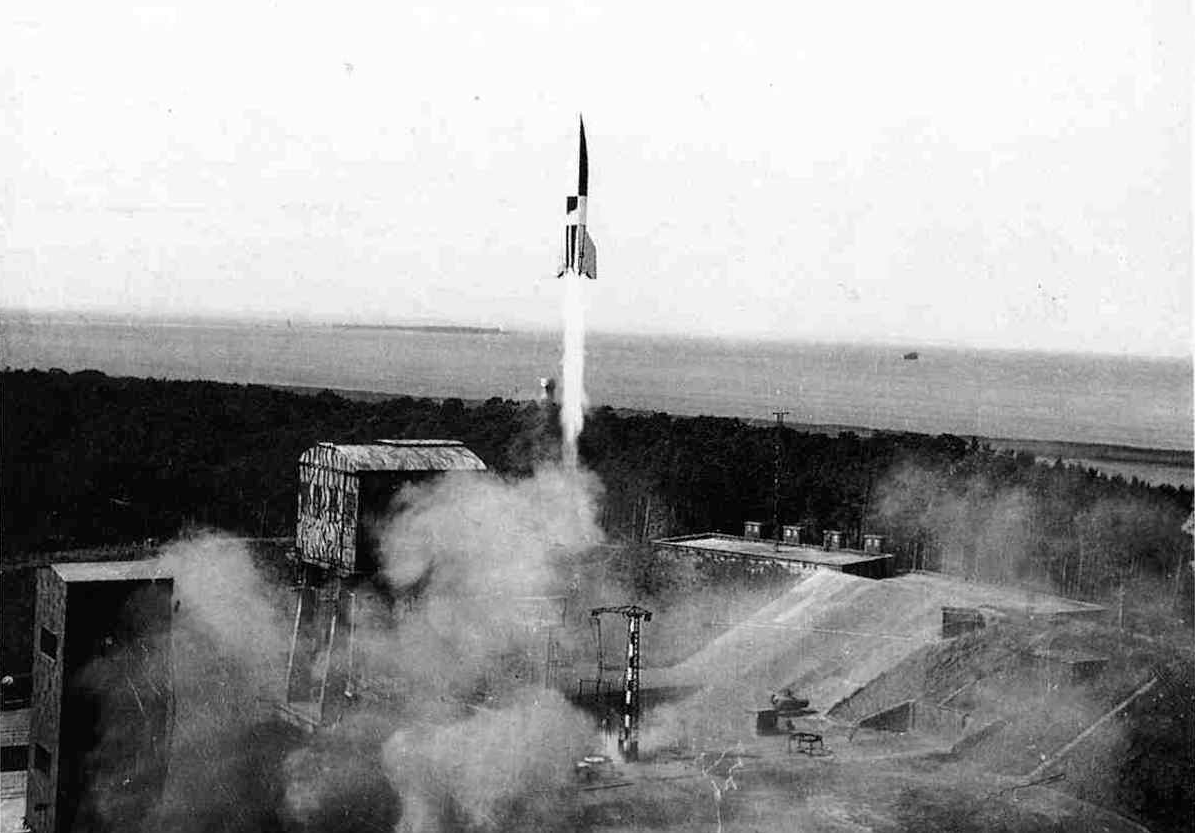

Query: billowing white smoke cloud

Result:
[159,533,290,688]
[368,465,607,829]
[99,465,610,833]
[383,690,593,833]
[71,464,611,833]
[148,533,298,832]
[560,274,588,467]
[378,466,603,599]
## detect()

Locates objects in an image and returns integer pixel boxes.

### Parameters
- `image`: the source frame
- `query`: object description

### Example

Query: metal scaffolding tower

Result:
[590,604,652,761]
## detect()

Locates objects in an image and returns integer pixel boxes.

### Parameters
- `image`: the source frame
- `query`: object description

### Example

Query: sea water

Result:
[2,315,1191,459]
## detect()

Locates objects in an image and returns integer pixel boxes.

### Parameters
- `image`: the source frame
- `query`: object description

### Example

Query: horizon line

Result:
[1,304,1191,362]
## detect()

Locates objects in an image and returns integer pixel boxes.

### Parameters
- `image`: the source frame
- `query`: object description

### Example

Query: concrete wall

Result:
[27,572,174,833]
[654,543,892,581]
[27,568,66,833]
[841,556,895,580]
[858,700,914,732]
[653,545,809,582]
[0,708,29,749]
[854,699,968,740]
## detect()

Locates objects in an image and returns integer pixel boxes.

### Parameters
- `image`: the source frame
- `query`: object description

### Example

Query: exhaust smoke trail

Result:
[561,273,587,468]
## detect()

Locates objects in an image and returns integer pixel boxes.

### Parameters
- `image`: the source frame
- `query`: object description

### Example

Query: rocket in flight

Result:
[557,116,597,279]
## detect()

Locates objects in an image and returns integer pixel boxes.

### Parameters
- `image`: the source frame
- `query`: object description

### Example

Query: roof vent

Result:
[744,521,773,539]
[862,534,886,554]
[782,524,806,545]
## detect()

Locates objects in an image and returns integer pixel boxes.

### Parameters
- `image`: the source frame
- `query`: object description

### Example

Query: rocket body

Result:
[558,118,597,279]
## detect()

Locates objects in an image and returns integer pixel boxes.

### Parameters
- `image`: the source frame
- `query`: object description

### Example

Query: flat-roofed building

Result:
[652,533,895,580]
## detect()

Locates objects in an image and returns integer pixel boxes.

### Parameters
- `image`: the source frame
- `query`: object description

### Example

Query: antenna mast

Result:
[772,410,789,551]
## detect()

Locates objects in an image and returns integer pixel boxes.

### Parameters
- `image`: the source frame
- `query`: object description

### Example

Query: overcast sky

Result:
[2,1,1191,356]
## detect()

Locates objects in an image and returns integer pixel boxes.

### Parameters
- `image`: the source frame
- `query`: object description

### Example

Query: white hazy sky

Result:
[2,0,1191,356]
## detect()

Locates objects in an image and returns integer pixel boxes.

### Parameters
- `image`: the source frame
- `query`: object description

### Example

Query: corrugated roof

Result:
[304,441,487,473]
[50,559,172,583]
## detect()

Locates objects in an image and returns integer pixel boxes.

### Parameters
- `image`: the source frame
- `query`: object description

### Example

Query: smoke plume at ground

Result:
[159,532,291,689]
[145,466,608,832]
[869,464,1195,826]
[86,463,800,832]
[873,462,1036,584]
[150,533,298,832]
[383,690,592,833]
[560,273,587,468]
[279,712,398,831]
[378,467,602,600]
[873,461,1193,612]
[63,465,1192,832]
[367,465,606,827]
[373,465,606,708]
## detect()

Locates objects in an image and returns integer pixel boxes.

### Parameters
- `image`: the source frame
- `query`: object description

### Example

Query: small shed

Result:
[862,534,887,554]
[296,439,487,575]
[782,524,807,544]
[743,521,774,539]
[823,529,846,550]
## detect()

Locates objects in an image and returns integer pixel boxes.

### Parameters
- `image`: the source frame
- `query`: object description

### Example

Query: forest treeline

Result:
[2,369,1191,610]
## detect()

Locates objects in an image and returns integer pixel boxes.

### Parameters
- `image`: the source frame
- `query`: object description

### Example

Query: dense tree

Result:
[2,370,1191,615]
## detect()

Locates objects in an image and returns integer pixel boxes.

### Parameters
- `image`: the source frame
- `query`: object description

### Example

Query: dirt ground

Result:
[560,570,1168,833]
[570,718,1150,833]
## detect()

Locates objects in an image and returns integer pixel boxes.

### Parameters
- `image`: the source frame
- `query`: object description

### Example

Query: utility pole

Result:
[772,411,789,552]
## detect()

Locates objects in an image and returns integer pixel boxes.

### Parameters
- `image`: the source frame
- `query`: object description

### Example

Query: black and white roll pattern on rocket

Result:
[558,116,597,279]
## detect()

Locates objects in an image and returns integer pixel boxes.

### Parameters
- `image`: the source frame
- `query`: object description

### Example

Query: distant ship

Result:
[903,351,919,360]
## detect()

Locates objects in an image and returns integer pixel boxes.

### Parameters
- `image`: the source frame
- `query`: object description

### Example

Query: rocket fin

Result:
[580,229,597,280]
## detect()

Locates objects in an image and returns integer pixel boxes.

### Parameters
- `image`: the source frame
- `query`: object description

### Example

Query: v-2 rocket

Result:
[557,116,597,279]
